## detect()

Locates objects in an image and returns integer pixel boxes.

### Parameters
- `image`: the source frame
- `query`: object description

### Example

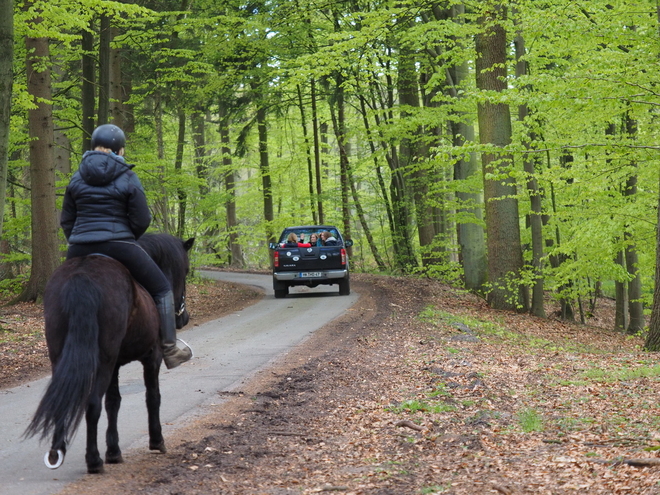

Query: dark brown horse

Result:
[25,233,194,474]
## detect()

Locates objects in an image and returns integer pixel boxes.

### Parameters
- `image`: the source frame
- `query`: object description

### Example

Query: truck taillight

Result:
[274,250,279,267]
[341,248,346,265]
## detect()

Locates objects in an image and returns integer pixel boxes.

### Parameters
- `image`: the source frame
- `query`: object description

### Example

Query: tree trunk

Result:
[109,26,123,128]
[514,29,545,318]
[446,5,487,291]
[0,0,13,242]
[311,78,324,224]
[97,15,111,125]
[624,112,644,333]
[476,2,527,311]
[626,240,643,333]
[644,173,660,350]
[358,93,395,254]
[297,84,317,224]
[191,111,208,196]
[175,109,186,238]
[348,171,386,270]
[219,102,243,268]
[81,20,95,152]
[17,30,60,302]
[153,95,170,232]
[398,39,434,266]
[257,105,274,244]
[51,61,71,176]
[368,85,416,272]
[615,249,628,330]
[330,80,385,269]
[331,72,352,256]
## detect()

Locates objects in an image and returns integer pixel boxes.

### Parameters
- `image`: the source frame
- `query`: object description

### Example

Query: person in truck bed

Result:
[320,231,338,246]
[281,232,311,248]
[309,233,320,246]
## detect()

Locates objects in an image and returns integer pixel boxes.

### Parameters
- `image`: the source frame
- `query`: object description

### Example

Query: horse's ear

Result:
[183,238,195,251]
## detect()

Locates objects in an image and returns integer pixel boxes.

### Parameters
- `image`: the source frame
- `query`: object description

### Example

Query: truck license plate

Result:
[299,272,322,278]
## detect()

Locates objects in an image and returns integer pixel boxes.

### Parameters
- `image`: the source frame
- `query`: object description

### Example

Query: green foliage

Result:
[0,273,28,297]
[387,399,455,415]
[418,306,596,353]
[517,408,544,433]
[582,364,660,383]
[5,0,660,316]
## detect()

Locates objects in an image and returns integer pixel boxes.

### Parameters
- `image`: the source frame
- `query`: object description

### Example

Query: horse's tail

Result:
[25,275,102,443]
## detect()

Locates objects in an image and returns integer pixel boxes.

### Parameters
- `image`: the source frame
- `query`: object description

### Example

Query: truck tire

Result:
[273,279,289,298]
[338,277,350,296]
[274,288,288,298]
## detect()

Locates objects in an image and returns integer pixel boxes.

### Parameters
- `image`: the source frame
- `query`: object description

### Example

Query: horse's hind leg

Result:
[45,429,67,469]
[84,389,104,473]
[104,366,123,464]
[85,368,114,474]
[143,357,166,453]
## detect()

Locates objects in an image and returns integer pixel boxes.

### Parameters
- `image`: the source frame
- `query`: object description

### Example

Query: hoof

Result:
[87,462,104,474]
[105,452,124,464]
[44,449,64,469]
[149,440,167,453]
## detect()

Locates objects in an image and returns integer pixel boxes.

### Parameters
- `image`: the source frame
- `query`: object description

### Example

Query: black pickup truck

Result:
[269,225,353,298]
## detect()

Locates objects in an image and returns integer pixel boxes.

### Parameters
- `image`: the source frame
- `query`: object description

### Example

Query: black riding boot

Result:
[156,291,193,369]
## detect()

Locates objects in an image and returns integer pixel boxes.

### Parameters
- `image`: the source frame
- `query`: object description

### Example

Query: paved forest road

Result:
[0,271,358,495]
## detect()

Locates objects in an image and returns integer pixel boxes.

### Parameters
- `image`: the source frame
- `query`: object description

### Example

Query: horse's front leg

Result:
[104,366,123,464]
[144,354,166,453]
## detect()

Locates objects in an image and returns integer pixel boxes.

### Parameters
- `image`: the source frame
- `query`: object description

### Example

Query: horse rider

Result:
[60,124,193,369]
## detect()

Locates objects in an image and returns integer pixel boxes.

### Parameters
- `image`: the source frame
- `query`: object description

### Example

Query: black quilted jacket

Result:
[60,151,151,244]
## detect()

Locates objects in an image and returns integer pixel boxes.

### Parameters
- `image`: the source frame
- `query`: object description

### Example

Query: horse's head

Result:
[171,237,194,329]
[139,234,195,329]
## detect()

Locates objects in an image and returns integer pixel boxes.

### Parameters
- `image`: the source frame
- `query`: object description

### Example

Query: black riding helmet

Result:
[90,124,126,153]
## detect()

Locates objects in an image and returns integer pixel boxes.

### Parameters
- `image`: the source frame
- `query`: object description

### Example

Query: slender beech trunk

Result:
[331,85,385,269]
[358,94,394,241]
[311,79,324,224]
[330,72,352,255]
[368,71,416,271]
[219,102,242,267]
[153,95,170,233]
[446,4,486,291]
[514,28,545,317]
[257,105,274,244]
[109,26,123,127]
[624,112,644,333]
[547,159,574,321]
[297,84,317,223]
[191,112,208,196]
[97,15,111,125]
[397,35,434,266]
[175,110,186,238]
[81,21,95,152]
[615,249,628,330]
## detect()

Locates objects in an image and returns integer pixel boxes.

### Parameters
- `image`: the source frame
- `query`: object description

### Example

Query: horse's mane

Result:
[137,233,187,276]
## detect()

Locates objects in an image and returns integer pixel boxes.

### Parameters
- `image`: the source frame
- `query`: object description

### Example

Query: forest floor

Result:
[2,271,660,494]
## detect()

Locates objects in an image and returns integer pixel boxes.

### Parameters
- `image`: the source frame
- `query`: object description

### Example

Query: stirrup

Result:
[177,338,194,358]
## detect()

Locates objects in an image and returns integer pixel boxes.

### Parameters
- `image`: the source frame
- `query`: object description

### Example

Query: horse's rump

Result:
[44,255,159,366]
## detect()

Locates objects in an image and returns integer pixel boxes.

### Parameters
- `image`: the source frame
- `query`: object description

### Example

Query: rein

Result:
[176,294,186,317]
